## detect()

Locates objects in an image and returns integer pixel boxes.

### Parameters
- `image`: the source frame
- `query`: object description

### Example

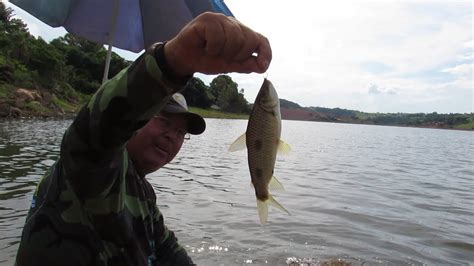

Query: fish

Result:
[229,78,291,224]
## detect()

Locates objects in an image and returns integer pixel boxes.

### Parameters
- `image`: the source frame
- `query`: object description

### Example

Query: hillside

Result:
[279,98,474,130]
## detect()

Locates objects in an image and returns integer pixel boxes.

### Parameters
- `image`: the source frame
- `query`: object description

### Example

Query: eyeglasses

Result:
[153,116,190,140]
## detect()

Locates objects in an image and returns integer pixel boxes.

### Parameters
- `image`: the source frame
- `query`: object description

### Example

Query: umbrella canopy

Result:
[10,0,234,81]
[10,0,233,52]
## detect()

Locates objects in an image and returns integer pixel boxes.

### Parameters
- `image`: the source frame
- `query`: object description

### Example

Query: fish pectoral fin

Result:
[269,176,285,191]
[277,140,292,155]
[268,195,290,215]
[228,133,247,152]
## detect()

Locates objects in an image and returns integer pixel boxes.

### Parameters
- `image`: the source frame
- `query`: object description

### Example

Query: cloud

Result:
[367,84,399,95]
[368,84,382,94]
[360,61,394,75]
[442,64,473,77]
[225,1,473,112]
[454,39,474,62]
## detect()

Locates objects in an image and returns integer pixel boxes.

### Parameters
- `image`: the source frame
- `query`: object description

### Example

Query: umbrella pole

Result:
[102,0,121,84]
[102,45,113,84]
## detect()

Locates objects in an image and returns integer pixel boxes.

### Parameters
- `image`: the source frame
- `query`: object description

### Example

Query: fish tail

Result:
[257,199,268,224]
[257,194,290,225]
[268,194,290,215]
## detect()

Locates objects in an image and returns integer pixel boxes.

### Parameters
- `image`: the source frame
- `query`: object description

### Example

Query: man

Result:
[15,12,271,266]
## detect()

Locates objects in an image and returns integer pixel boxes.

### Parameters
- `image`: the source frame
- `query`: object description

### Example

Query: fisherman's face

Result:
[126,112,188,175]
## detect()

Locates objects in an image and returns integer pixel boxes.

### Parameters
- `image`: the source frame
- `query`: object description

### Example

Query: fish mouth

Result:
[256,82,279,112]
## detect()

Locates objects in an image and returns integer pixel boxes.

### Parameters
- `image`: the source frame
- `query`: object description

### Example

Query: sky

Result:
[4,0,473,113]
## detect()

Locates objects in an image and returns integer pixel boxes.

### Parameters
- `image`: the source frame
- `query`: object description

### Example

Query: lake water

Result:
[0,118,473,265]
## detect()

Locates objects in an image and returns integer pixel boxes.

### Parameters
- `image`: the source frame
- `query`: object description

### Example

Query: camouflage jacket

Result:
[16,43,194,266]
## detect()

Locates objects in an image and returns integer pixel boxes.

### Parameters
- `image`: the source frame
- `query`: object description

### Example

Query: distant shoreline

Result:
[281,118,474,131]
[1,87,472,131]
[1,111,472,132]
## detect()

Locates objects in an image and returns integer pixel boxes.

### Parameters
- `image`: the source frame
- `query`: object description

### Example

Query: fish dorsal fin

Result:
[277,140,292,155]
[228,133,247,152]
[269,176,285,191]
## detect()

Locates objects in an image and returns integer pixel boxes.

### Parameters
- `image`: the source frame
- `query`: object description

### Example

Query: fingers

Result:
[255,34,272,72]
[232,30,272,72]
[200,13,271,69]
[203,14,245,59]
[167,12,272,75]
[203,15,226,56]
[221,19,245,60]
[198,57,264,74]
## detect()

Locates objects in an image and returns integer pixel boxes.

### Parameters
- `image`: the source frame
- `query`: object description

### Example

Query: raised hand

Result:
[164,12,272,76]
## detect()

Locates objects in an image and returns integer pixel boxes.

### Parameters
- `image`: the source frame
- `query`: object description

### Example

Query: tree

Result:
[182,77,214,108]
[28,37,66,88]
[0,3,37,88]
[50,33,131,94]
[0,2,12,23]
[209,75,249,113]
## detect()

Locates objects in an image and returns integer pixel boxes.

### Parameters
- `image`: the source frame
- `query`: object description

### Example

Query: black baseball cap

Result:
[162,93,206,135]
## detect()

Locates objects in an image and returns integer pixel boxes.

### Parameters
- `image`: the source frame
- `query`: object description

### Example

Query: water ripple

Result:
[1,119,473,264]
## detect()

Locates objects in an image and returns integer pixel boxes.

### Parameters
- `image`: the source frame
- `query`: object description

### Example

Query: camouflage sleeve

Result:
[60,42,185,198]
[153,209,195,265]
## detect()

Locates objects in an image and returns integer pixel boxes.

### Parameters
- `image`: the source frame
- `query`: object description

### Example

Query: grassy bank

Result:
[188,107,248,119]
[454,119,474,130]
[0,84,15,99]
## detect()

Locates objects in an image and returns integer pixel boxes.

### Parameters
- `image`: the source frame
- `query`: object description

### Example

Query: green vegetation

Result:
[303,101,473,130]
[0,2,128,116]
[182,75,250,114]
[453,116,474,130]
[189,107,248,119]
[0,83,15,98]
[364,112,471,128]
[311,106,358,118]
[24,101,48,114]
[0,3,250,118]
[0,2,130,93]
[280,99,302,109]
[51,95,78,113]
[209,75,249,113]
